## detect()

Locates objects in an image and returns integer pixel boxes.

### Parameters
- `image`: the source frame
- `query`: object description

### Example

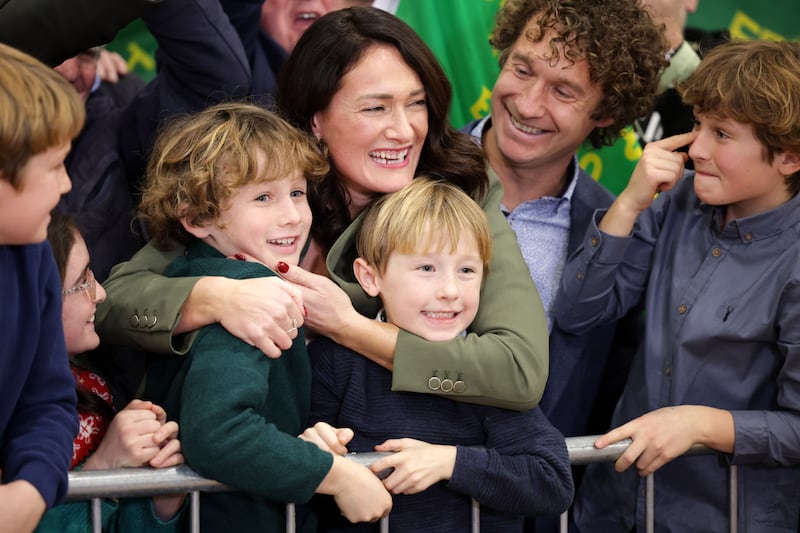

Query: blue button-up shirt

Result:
[556,174,800,532]
[469,116,575,330]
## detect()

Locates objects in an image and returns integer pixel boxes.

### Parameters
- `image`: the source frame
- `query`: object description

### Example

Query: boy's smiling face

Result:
[355,228,484,343]
[191,166,312,267]
[690,111,799,224]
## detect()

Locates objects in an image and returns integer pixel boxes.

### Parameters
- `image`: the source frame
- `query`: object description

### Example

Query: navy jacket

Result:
[462,118,640,440]
[0,243,78,508]
[59,0,251,281]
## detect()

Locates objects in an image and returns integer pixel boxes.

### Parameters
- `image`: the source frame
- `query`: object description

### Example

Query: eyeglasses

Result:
[62,269,96,300]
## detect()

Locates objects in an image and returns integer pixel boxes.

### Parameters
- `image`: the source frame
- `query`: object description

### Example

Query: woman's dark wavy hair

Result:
[491,0,668,148]
[47,210,114,420]
[277,6,488,253]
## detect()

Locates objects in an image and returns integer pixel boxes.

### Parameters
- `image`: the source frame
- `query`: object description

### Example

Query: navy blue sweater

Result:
[308,336,574,532]
[0,242,78,508]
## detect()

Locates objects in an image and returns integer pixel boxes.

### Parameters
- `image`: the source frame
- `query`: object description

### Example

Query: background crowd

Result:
[1,0,800,532]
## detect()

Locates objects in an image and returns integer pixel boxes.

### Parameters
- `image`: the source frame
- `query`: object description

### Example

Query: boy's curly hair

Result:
[491,0,668,148]
[139,102,329,248]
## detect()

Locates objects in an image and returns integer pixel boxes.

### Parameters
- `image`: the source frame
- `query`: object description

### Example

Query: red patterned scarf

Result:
[70,368,114,469]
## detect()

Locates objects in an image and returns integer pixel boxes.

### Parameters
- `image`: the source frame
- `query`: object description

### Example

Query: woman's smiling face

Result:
[311,44,429,214]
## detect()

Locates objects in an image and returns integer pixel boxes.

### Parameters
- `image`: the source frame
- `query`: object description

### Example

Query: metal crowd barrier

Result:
[67,436,736,533]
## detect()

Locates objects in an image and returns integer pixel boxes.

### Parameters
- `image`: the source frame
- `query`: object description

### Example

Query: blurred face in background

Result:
[54,49,99,103]
[260,0,353,52]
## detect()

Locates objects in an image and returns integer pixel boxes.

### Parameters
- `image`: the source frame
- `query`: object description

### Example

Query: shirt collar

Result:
[705,185,800,244]
[475,114,579,203]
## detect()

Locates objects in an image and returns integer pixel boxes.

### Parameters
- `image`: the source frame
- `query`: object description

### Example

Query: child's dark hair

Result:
[47,210,114,420]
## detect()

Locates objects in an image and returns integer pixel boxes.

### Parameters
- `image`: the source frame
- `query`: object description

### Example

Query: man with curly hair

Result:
[464,2,666,526]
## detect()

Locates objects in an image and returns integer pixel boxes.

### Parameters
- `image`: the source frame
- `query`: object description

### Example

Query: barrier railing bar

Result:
[91,497,101,533]
[646,473,654,533]
[729,465,737,533]
[286,502,296,533]
[190,491,200,533]
[68,436,732,533]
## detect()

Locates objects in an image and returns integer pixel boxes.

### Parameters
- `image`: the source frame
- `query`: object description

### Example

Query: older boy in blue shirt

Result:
[556,40,800,532]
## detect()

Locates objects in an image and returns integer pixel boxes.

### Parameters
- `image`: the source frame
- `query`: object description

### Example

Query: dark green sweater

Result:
[147,241,333,532]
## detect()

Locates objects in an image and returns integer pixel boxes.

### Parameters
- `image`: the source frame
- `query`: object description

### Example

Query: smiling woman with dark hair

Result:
[98,6,548,413]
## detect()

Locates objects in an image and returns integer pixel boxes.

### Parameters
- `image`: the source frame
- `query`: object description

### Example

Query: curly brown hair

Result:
[491,0,668,148]
[679,40,800,197]
[139,102,329,249]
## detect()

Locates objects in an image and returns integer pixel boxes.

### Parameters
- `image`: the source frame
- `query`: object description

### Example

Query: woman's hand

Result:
[273,261,359,339]
[276,259,400,369]
[183,272,305,358]
[371,438,456,495]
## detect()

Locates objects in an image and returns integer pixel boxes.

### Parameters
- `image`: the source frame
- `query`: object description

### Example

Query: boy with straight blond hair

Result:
[556,39,800,532]
[0,42,83,531]
[308,177,573,532]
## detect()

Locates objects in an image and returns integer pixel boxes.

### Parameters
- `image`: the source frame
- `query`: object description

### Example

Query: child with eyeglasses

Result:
[34,211,186,532]
[0,42,82,531]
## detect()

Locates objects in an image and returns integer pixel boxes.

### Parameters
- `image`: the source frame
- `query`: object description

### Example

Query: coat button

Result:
[453,380,466,393]
[590,236,599,247]
[129,314,140,328]
[427,376,441,391]
[712,248,721,257]
[146,315,158,328]
[678,304,687,315]
[440,379,454,392]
